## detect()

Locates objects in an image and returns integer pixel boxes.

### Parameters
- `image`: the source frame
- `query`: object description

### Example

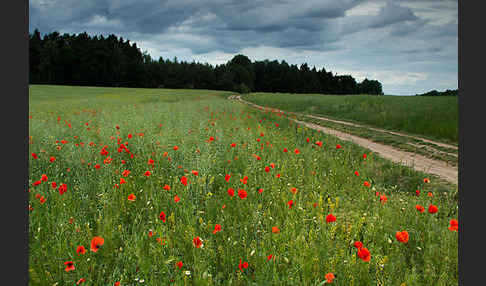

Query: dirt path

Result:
[229,94,458,185]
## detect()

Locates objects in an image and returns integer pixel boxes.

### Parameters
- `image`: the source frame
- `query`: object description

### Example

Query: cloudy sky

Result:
[29,0,458,95]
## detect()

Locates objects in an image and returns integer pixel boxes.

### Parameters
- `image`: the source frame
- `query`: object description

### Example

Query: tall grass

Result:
[29,85,457,285]
[242,93,458,144]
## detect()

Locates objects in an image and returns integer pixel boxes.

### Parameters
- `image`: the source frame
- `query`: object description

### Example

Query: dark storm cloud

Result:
[29,0,457,94]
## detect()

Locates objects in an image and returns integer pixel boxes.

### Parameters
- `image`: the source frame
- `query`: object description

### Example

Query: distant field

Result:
[29,85,457,285]
[242,93,458,144]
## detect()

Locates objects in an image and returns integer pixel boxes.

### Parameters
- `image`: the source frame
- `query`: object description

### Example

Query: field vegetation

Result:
[29,85,458,285]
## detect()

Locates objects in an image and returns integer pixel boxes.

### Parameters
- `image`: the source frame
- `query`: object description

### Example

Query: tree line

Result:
[29,30,383,95]
[415,89,458,96]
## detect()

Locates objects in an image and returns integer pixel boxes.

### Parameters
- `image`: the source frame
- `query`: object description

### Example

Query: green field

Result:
[242,93,459,144]
[29,85,458,285]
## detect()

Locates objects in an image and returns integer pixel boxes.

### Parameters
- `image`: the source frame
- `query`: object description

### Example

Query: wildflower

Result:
[90,236,104,252]
[290,187,298,194]
[294,148,300,154]
[176,261,183,269]
[315,141,323,147]
[336,144,342,149]
[33,180,42,186]
[64,261,75,272]
[257,188,263,194]
[148,230,153,237]
[94,164,101,169]
[213,224,222,234]
[114,282,120,286]
[180,176,188,186]
[191,170,199,176]
[326,214,336,223]
[265,166,270,173]
[354,171,359,176]
[227,188,235,197]
[193,236,203,248]
[423,178,430,183]
[325,273,335,283]
[354,241,363,249]
[163,184,171,191]
[270,163,275,169]
[76,246,86,255]
[427,192,434,197]
[357,247,371,262]
[31,153,38,159]
[159,211,166,222]
[122,170,130,177]
[49,156,56,163]
[267,254,274,261]
[39,196,46,204]
[240,176,248,184]
[283,148,288,152]
[287,200,294,209]
[238,259,249,272]
[395,231,409,243]
[230,143,236,148]
[272,227,280,233]
[174,195,180,203]
[58,183,67,195]
[238,189,247,199]
[415,205,425,213]
[120,178,127,185]
[144,171,151,177]
[363,181,371,187]
[379,195,388,204]
[428,204,438,214]
[225,174,231,182]
[127,193,136,201]
[363,153,367,159]
[448,219,458,231]
[76,278,86,284]
[415,190,420,196]
[173,146,179,151]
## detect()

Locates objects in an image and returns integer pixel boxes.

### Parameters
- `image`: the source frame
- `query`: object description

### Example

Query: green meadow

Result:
[29,85,458,285]
[242,93,458,144]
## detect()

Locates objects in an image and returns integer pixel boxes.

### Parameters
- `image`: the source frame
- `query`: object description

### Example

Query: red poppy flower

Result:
[428,204,438,214]
[191,170,199,176]
[276,174,281,178]
[315,141,323,147]
[176,261,183,269]
[58,183,67,195]
[267,254,274,261]
[76,278,86,284]
[40,175,47,183]
[270,163,275,169]
[174,195,180,203]
[354,241,363,249]
[240,176,248,184]
[33,180,42,186]
[354,171,359,176]
[379,195,387,204]
[325,273,335,283]
[294,148,300,154]
[238,189,247,199]
[395,231,409,243]
[120,178,127,185]
[238,259,249,272]
[163,184,171,191]
[225,174,231,182]
[159,211,166,222]
[39,196,46,204]
[90,236,104,252]
[363,153,367,159]
[76,245,86,255]
[114,282,120,286]
[290,187,298,194]
[415,190,420,196]
[287,200,294,209]
[94,164,101,169]
[227,188,235,197]
[336,144,342,149]
[180,176,188,186]
[415,205,425,213]
[64,261,75,272]
[357,247,371,262]
[448,219,458,231]
[122,170,130,177]
[283,148,288,152]
[173,146,179,151]
[258,188,263,194]
[272,227,280,233]
[148,158,154,165]
[148,230,153,237]
[213,224,222,234]
[193,236,203,248]
[427,192,434,197]
[423,178,430,183]
[127,193,136,201]
[326,214,336,223]
[265,166,270,173]
[51,182,57,189]
[363,181,371,187]
[144,171,151,177]
[49,156,56,163]
[230,143,236,148]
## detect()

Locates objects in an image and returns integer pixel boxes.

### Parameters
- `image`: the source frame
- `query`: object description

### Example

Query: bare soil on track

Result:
[230,94,458,185]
